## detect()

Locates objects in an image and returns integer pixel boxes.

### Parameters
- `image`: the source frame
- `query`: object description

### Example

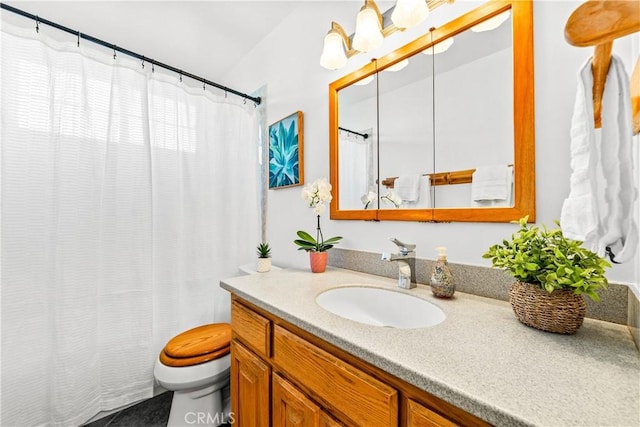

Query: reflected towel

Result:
[471,165,511,202]
[403,176,432,209]
[395,174,421,202]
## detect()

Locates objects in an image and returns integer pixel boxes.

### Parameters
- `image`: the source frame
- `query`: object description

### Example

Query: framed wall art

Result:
[268,111,304,189]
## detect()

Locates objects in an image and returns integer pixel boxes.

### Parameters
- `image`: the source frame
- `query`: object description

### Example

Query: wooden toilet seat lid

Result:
[160,345,230,367]
[163,323,231,358]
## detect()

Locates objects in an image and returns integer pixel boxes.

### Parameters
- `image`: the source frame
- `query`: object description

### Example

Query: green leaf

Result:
[293,240,315,248]
[296,230,316,243]
[483,216,610,302]
[322,236,343,245]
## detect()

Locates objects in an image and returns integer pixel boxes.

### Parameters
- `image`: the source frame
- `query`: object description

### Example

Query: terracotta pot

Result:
[309,251,328,273]
[509,281,586,334]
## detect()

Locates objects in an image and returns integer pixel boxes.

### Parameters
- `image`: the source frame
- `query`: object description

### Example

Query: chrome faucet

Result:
[381,238,417,289]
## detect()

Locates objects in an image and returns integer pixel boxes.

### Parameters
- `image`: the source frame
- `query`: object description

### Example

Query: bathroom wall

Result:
[3,1,638,313]
[222,1,640,294]
[328,247,630,325]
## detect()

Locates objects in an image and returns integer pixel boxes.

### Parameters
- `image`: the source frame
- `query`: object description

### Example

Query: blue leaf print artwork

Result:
[269,114,299,188]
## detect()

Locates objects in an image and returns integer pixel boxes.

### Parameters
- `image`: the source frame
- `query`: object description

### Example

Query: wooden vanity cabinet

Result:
[406,399,457,427]
[272,373,342,426]
[230,296,488,427]
[230,340,270,427]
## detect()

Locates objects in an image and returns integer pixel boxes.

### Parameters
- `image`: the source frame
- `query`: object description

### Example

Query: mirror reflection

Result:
[378,52,434,210]
[337,75,378,210]
[329,0,535,222]
[432,12,513,209]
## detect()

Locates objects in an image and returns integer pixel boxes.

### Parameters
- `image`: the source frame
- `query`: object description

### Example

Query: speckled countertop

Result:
[220,267,640,427]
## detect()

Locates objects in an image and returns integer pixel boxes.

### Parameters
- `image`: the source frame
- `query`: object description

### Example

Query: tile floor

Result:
[83,391,233,427]
[84,392,173,427]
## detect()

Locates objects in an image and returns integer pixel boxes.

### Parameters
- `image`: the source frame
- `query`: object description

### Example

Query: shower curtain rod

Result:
[338,126,369,139]
[0,2,262,105]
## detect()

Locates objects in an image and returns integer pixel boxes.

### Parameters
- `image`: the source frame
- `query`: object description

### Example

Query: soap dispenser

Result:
[430,246,455,298]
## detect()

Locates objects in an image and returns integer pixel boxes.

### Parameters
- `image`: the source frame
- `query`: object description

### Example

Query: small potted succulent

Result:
[483,216,610,334]
[256,242,272,273]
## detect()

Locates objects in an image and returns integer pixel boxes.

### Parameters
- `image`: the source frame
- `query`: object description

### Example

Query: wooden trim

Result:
[382,166,513,188]
[632,57,640,135]
[329,0,536,223]
[511,0,536,223]
[268,111,304,190]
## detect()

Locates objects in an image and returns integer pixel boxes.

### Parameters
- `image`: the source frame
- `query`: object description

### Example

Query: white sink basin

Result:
[315,286,446,329]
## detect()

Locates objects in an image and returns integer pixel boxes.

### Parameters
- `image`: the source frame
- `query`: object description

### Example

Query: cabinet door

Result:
[273,325,397,426]
[319,411,343,427]
[231,340,270,427]
[406,399,457,427]
[272,373,321,426]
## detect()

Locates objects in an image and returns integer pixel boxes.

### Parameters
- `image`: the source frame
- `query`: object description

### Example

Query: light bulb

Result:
[320,31,348,70]
[352,5,383,52]
[391,0,429,29]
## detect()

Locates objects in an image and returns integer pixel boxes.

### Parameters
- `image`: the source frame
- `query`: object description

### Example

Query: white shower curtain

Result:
[1,24,260,426]
[338,129,374,210]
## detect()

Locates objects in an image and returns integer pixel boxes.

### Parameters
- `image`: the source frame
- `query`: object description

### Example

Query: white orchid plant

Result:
[381,191,403,208]
[361,190,377,209]
[294,178,343,252]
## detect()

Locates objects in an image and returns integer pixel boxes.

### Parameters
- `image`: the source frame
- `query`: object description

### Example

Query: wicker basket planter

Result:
[509,281,587,334]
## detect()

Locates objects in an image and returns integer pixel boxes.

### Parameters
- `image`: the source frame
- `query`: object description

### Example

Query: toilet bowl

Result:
[154,323,232,427]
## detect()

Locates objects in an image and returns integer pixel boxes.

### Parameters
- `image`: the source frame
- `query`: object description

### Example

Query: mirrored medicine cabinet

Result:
[329,0,535,222]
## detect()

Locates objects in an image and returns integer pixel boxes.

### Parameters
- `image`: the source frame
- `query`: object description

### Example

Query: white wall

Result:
[3,1,637,287]
[223,1,639,286]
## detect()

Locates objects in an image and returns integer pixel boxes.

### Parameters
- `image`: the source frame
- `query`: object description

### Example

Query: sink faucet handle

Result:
[390,238,416,255]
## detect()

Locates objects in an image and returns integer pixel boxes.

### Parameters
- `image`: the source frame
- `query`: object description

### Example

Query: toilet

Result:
[154,323,232,427]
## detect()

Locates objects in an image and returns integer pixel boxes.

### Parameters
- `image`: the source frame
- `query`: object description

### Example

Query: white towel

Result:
[471,165,511,202]
[395,174,421,202]
[561,55,638,263]
[597,55,638,263]
[402,176,432,209]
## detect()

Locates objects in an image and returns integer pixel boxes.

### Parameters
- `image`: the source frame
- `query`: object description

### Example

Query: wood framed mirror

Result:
[329,0,535,222]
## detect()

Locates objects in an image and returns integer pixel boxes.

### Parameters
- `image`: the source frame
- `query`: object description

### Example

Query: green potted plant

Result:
[293,178,342,273]
[256,242,272,273]
[483,216,610,334]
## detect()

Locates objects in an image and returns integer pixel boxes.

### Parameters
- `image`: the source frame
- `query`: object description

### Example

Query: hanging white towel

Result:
[471,165,512,203]
[561,55,638,263]
[395,174,422,202]
[402,175,432,208]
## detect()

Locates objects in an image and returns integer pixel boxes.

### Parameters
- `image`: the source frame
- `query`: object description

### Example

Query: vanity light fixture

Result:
[470,10,511,32]
[391,0,430,29]
[422,36,454,54]
[320,0,455,70]
[320,22,350,70]
[352,0,384,53]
